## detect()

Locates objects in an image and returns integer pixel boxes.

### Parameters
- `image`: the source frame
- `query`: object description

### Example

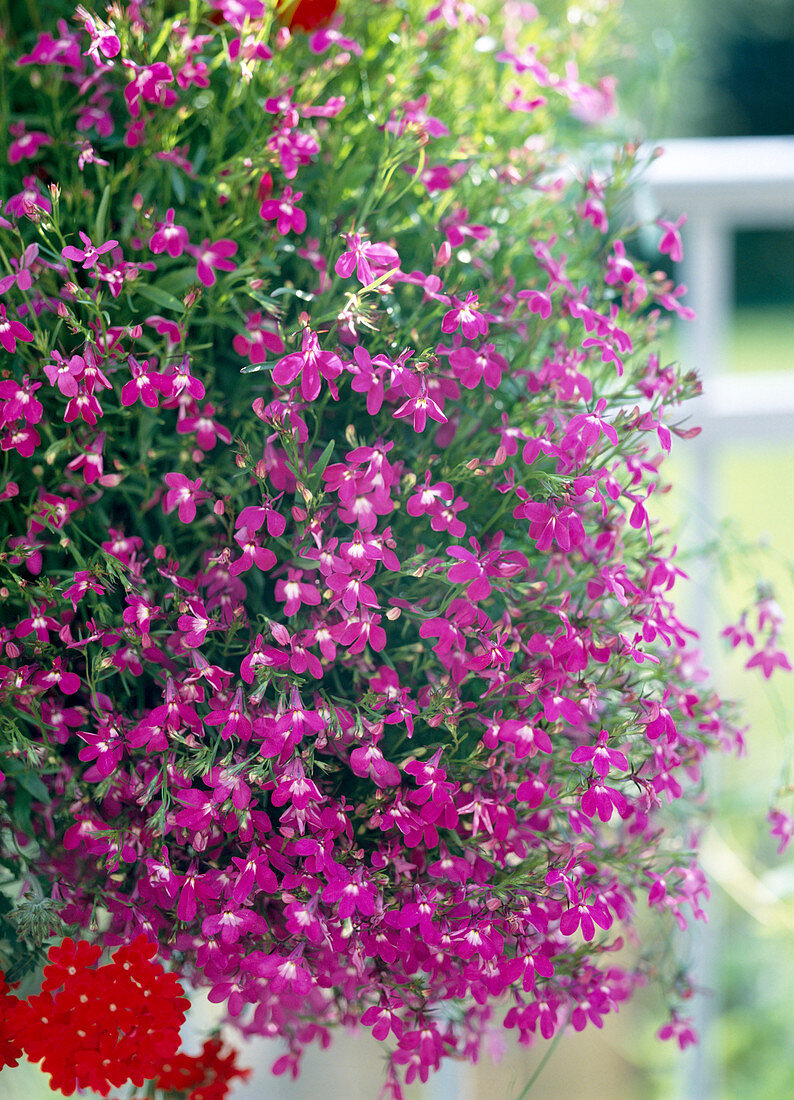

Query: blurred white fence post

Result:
[643,135,794,1100]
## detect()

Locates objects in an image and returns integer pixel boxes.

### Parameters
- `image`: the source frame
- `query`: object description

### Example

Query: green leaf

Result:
[12,786,32,833]
[308,439,335,490]
[93,184,111,244]
[149,18,174,61]
[18,771,50,803]
[170,165,186,205]
[133,283,185,313]
[240,361,273,374]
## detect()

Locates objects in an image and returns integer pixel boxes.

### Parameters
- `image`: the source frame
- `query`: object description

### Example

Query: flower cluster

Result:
[0,937,245,1097]
[0,1,783,1096]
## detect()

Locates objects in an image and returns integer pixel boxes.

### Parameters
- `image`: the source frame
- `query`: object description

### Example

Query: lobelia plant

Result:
[0,0,789,1096]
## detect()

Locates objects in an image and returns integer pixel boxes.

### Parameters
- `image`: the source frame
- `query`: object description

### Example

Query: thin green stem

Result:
[512,1026,566,1100]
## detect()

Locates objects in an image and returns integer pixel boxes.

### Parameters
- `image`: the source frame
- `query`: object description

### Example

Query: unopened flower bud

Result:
[436,240,452,267]
[22,199,43,223]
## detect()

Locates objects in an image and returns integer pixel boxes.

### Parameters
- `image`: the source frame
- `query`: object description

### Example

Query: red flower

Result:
[41,936,102,990]
[284,0,339,32]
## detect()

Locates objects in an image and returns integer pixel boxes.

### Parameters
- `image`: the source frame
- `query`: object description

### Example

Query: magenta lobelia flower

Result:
[259,186,307,235]
[272,327,342,401]
[163,472,212,523]
[188,237,238,286]
[62,230,120,270]
[334,232,400,285]
[0,306,34,352]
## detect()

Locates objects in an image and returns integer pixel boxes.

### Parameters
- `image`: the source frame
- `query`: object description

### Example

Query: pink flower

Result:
[149,208,190,257]
[0,375,41,423]
[746,643,792,679]
[392,378,447,434]
[558,886,613,941]
[120,355,170,408]
[259,186,307,235]
[167,352,206,400]
[571,729,628,778]
[275,568,321,616]
[441,292,488,338]
[75,4,121,62]
[0,305,34,352]
[236,501,286,538]
[406,470,453,517]
[232,312,284,365]
[63,386,103,426]
[44,352,84,396]
[62,230,119,270]
[385,93,448,139]
[15,602,59,642]
[446,540,500,602]
[66,431,105,485]
[518,500,585,553]
[230,527,277,576]
[205,687,252,743]
[517,287,553,319]
[272,327,342,402]
[580,779,628,822]
[350,742,401,787]
[657,1012,698,1051]
[177,403,232,451]
[62,570,106,610]
[657,214,686,264]
[7,124,52,164]
[245,950,313,995]
[122,60,177,118]
[4,176,51,219]
[768,808,794,855]
[321,868,377,917]
[188,237,238,287]
[334,610,387,654]
[334,232,400,285]
[163,472,211,523]
[0,243,39,295]
[177,599,220,647]
[448,343,507,389]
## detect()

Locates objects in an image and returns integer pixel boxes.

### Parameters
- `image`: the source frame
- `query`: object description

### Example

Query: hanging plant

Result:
[1,2,783,1096]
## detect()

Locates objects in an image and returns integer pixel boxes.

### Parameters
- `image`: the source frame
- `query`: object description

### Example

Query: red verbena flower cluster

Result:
[1,938,248,1097]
